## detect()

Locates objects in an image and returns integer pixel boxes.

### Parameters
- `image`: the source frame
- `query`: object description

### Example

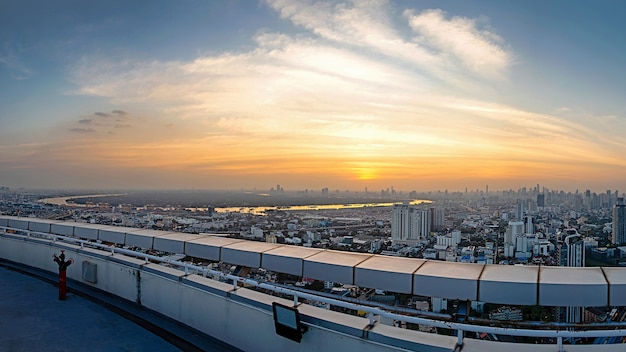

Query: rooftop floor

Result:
[0,264,232,352]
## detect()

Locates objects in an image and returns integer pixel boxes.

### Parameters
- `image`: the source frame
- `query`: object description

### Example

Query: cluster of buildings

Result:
[5,185,626,327]
[390,204,444,244]
[387,188,626,325]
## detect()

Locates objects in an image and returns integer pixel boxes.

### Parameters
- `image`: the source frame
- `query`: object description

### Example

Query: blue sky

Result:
[1,0,626,191]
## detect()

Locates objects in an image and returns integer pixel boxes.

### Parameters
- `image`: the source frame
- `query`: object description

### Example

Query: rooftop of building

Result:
[0,263,234,352]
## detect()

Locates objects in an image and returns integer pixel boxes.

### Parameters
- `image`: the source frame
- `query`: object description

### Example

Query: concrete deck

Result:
[0,264,233,352]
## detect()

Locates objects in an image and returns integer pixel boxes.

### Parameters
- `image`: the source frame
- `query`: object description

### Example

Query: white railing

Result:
[1,226,626,351]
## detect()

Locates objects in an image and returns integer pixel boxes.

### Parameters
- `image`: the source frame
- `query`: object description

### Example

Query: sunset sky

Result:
[1,0,626,192]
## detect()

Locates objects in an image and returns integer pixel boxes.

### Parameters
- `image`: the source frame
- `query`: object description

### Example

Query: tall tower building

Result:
[537,194,545,208]
[562,233,585,324]
[613,198,626,245]
[564,234,585,268]
[431,208,445,231]
[392,204,431,244]
[505,221,524,247]
[524,216,535,235]
[391,204,411,242]
[418,209,432,239]
[409,209,422,239]
[515,200,524,220]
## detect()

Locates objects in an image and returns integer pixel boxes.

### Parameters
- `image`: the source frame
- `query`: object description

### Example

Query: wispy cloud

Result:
[68,111,136,135]
[69,127,96,133]
[265,0,512,84]
[47,1,626,189]
[404,9,512,79]
[0,43,34,80]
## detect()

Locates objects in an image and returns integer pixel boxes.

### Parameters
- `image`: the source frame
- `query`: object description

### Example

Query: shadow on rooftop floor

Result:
[0,262,237,352]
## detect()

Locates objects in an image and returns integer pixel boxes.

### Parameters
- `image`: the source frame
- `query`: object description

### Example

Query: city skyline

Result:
[2,1,626,191]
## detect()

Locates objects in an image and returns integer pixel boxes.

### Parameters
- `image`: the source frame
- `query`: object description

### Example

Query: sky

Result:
[1,0,626,193]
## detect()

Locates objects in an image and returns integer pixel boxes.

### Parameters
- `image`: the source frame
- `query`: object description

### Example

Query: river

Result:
[38,194,430,214]
[211,200,430,215]
[38,194,126,207]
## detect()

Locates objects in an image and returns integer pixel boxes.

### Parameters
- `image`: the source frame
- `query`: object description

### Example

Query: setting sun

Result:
[1,1,625,192]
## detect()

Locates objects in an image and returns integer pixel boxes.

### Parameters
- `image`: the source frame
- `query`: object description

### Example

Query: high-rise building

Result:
[391,204,431,244]
[524,216,535,234]
[515,200,524,220]
[613,197,626,245]
[430,207,445,231]
[564,233,585,268]
[560,232,585,324]
[391,204,411,242]
[505,221,524,247]
[419,210,431,239]
[537,193,545,208]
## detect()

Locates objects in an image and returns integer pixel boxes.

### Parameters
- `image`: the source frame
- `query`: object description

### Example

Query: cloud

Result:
[404,9,512,79]
[69,127,96,133]
[264,0,512,83]
[0,43,34,80]
[65,110,138,136]
[55,1,626,189]
[265,1,437,72]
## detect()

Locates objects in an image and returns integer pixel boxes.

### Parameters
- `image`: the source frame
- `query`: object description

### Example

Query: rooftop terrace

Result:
[3,215,626,351]
[0,265,183,352]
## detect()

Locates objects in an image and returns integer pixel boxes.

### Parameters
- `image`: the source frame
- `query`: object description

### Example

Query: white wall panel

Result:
[479,265,538,305]
[27,219,60,233]
[51,222,76,236]
[262,246,323,277]
[153,233,201,253]
[98,227,137,245]
[304,251,372,284]
[125,229,176,249]
[355,256,425,294]
[539,267,607,307]
[221,241,282,268]
[413,261,484,301]
[74,224,109,240]
[8,218,29,230]
[603,267,626,306]
[185,236,244,261]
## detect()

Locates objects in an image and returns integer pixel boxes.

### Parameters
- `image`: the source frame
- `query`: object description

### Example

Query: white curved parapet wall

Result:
[1,215,626,307]
[2,215,626,352]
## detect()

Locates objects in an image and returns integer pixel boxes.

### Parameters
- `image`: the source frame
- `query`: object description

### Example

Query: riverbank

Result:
[37,192,430,214]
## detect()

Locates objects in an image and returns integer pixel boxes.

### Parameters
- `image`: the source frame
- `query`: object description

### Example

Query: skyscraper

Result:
[391,204,431,244]
[612,197,626,245]
[562,233,585,324]
[524,216,535,234]
[504,221,524,254]
[537,193,545,208]
[391,203,411,242]
[515,200,524,220]
[564,233,585,268]
[418,209,431,239]
[431,208,445,231]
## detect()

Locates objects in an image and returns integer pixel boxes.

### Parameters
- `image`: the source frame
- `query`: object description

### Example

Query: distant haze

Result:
[2,1,626,193]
